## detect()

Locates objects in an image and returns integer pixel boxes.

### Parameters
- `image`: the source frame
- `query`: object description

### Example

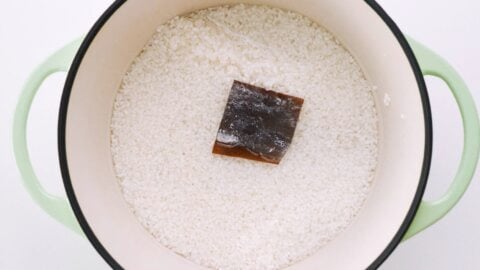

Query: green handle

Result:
[13,39,83,235]
[403,38,480,240]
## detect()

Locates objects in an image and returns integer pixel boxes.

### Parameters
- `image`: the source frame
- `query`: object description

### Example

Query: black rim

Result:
[58,1,127,269]
[58,1,432,269]
[364,0,432,269]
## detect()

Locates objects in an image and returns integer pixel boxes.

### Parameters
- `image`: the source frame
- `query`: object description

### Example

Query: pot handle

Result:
[13,39,84,235]
[403,38,480,240]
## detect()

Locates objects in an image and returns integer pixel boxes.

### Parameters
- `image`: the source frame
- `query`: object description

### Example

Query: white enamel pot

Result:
[13,0,480,269]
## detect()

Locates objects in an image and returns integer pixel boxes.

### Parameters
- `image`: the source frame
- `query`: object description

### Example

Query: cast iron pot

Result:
[13,0,480,269]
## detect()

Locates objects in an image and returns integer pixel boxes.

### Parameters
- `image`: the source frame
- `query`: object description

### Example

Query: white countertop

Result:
[1,0,479,269]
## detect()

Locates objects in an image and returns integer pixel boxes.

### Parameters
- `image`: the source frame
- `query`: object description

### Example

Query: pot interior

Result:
[64,0,427,269]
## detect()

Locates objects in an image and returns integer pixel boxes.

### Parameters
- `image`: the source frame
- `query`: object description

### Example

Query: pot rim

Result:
[58,0,433,269]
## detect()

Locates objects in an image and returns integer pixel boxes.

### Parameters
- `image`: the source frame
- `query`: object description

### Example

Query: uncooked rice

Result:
[111,4,378,270]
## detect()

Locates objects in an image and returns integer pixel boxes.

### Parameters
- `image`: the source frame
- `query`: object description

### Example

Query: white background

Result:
[0,0,479,269]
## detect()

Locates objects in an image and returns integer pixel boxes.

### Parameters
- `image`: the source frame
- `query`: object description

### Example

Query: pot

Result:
[13,0,480,269]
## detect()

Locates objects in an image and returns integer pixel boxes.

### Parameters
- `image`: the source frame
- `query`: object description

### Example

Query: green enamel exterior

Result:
[403,38,480,240]
[13,38,480,241]
[13,39,84,235]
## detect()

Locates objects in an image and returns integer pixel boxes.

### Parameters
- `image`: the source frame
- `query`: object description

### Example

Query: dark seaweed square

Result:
[213,80,303,164]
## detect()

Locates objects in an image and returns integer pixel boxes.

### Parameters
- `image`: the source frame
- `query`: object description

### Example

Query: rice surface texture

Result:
[111,4,379,270]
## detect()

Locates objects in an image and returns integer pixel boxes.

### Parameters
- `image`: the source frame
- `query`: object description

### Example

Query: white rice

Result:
[111,4,378,270]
